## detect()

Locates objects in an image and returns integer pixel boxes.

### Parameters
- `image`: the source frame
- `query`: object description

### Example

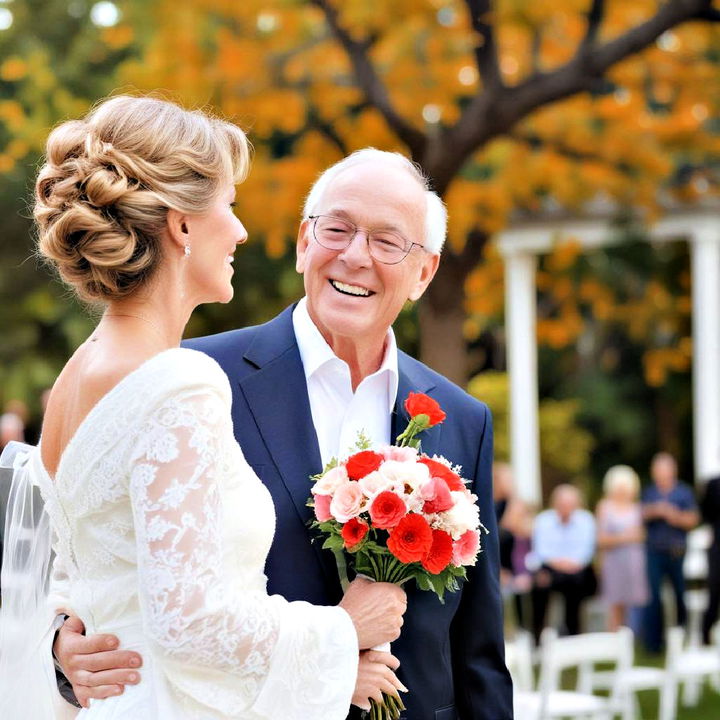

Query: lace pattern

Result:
[39,349,358,718]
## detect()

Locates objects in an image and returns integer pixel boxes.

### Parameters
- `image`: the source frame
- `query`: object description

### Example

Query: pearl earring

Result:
[184,245,191,258]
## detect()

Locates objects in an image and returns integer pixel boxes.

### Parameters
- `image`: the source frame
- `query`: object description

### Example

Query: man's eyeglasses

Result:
[308,214,425,265]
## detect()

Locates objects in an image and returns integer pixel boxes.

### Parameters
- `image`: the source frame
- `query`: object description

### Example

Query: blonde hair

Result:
[603,465,640,497]
[34,95,250,303]
[302,148,447,254]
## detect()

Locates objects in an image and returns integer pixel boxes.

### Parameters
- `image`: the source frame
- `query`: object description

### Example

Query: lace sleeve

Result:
[129,386,358,718]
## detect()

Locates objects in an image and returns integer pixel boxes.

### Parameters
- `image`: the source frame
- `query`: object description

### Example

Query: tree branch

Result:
[509,130,632,175]
[310,0,427,157]
[465,0,503,91]
[695,7,720,21]
[429,0,713,194]
[579,0,605,54]
[306,108,349,156]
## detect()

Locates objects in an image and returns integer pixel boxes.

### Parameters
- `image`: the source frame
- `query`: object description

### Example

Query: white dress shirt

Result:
[292,297,399,468]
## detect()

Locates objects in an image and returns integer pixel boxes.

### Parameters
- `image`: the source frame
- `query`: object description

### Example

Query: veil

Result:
[0,441,67,718]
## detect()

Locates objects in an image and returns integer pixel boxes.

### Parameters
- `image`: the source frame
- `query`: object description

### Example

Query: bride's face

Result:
[186,185,247,304]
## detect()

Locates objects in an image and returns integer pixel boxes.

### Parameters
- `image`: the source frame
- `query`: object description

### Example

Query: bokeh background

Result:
[1,0,719,503]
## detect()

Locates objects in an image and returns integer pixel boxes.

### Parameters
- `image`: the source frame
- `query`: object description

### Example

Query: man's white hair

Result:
[302,148,447,254]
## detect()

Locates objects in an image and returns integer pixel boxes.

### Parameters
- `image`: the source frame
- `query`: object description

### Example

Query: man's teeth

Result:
[331,280,371,297]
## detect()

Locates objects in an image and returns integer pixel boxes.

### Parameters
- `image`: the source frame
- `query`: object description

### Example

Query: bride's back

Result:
[41,333,161,479]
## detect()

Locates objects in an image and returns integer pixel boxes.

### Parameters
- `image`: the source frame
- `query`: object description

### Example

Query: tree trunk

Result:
[419,251,474,387]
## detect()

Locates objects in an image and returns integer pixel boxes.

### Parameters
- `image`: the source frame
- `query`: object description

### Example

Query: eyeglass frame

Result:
[307,214,426,265]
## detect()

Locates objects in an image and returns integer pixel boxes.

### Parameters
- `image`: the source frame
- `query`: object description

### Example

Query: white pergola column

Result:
[690,222,720,483]
[504,249,542,505]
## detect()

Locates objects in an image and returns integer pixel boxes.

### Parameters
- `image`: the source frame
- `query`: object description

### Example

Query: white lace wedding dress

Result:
[33,348,358,719]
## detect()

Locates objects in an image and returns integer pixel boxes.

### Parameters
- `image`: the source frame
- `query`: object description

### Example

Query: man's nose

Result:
[338,230,373,267]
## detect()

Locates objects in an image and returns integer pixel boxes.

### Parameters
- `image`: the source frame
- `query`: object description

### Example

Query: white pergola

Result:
[497,206,720,505]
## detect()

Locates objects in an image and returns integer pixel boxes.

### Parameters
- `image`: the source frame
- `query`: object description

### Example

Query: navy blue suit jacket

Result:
[184,306,513,720]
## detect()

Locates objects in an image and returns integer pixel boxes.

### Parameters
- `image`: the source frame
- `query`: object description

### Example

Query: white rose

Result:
[438,490,480,540]
[379,460,431,494]
[358,470,393,498]
[312,465,348,496]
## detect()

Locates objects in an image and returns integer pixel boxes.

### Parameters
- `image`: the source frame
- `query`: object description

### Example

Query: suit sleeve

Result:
[450,405,514,719]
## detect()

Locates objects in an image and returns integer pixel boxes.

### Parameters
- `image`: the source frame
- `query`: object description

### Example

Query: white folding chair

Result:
[505,630,534,693]
[580,627,673,720]
[665,625,720,710]
[512,628,631,720]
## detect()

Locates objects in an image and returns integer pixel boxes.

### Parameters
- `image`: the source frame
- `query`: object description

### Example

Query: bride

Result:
[0,95,406,719]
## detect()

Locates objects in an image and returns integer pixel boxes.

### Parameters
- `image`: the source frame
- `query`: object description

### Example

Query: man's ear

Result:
[166,209,190,251]
[408,252,440,302]
[296,219,311,273]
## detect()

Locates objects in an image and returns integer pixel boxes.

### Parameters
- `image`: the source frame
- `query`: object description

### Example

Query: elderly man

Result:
[53,149,512,719]
[530,484,597,642]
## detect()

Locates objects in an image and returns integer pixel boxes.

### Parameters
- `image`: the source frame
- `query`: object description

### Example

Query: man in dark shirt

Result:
[641,452,699,653]
[701,473,720,645]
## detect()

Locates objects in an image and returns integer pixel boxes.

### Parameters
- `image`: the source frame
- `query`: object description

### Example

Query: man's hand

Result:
[351,650,407,711]
[338,577,407,649]
[54,615,143,708]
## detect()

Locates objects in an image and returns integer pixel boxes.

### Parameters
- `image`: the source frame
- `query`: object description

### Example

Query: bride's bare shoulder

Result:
[42,343,160,472]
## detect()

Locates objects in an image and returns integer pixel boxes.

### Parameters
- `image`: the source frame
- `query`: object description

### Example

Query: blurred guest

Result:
[642,452,699,653]
[701,471,720,645]
[596,465,648,631]
[494,462,535,630]
[494,462,516,576]
[530,484,597,641]
[0,410,25,451]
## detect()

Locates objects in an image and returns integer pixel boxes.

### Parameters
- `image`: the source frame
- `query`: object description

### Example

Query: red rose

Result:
[423,476,454,514]
[419,457,464,492]
[387,514,433,564]
[346,451,384,480]
[341,518,369,550]
[404,392,446,428]
[422,529,454,574]
[369,491,407,529]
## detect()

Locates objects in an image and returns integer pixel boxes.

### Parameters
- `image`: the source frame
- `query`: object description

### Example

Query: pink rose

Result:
[452,529,480,566]
[379,445,419,463]
[330,481,365,522]
[422,475,454,514]
[314,494,332,522]
[312,466,348,496]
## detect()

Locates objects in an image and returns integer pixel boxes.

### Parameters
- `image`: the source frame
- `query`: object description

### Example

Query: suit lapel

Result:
[393,352,442,458]
[237,308,339,587]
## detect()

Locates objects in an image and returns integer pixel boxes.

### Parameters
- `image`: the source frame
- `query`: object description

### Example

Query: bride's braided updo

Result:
[34,95,250,302]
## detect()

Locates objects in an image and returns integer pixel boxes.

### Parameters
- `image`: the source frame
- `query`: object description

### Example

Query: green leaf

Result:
[322,535,345,552]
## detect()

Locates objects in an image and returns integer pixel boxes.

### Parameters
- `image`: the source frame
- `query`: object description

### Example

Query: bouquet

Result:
[308,392,486,720]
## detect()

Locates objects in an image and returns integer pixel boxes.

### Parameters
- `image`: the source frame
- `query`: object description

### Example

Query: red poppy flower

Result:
[422,529,454,574]
[387,514,433,564]
[341,518,369,550]
[404,392,446,428]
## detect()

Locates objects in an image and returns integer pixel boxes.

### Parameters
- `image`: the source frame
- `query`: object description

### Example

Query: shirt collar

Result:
[292,297,399,413]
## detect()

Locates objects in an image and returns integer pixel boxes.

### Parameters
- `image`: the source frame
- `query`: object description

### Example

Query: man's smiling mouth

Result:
[329,279,374,297]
